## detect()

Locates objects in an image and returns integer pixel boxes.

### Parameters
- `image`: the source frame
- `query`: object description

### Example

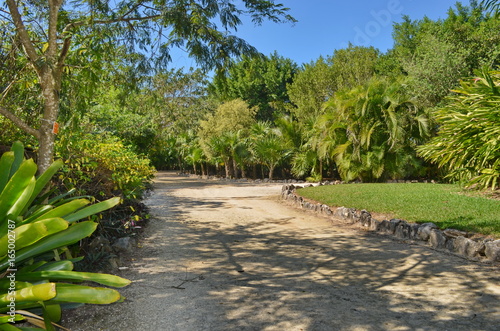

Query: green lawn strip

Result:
[298,183,500,238]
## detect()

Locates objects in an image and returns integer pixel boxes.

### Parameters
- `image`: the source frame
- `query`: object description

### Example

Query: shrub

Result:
[56,131,155,200]
[54,131,155,257]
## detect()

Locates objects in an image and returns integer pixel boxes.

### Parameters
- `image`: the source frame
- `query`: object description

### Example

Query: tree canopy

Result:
[1,0,498,189]
[209,52,298,121]
[0,0,295,172]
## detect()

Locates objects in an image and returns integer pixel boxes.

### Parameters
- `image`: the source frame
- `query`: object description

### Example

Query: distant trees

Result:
[392,4,500,106]
[198,99,256,177]
[189,2,500,187]
[209,53,298,121]
[3,1,498,189]
[0,0,295,172]
[82,68,212,170]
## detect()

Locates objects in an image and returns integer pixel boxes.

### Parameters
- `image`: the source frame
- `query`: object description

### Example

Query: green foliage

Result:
[209,53,298,121]
[417,69,500,190]
[0,142,130,329]
[330,45,380,90]
[56,131,155,201]
[482,0,500,16]
[288,45,379,123]
[82,68,214,170]
[287,57,337,122]
[87,87,157,154]
[1,0,295,173]
[250,121,292,180]
[198,99,256,175]
[393,5,500,106]
[147,69,213,137]
[288,116,326,180]
[299,183,500,237]
[321,77,431,182]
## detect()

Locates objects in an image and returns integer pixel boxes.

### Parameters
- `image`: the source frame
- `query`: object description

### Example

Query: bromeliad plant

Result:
[0,142,130,330]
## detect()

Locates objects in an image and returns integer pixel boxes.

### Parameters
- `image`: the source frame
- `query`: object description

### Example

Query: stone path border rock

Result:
[281,184,500,263]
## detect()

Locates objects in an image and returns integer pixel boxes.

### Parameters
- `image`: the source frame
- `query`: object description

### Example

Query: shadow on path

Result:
[63,172,500,331]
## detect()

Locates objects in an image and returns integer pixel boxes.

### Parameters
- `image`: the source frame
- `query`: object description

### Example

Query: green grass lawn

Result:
[298,183,500,238]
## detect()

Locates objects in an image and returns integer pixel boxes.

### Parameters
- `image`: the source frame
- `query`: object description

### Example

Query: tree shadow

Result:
[62,172,500,331]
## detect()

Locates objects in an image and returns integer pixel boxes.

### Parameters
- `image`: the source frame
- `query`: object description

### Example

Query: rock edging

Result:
[281,184,500,263]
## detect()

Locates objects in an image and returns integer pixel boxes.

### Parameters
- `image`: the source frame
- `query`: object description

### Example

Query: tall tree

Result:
[287,56,336,122]
[0,0,295,172]
[392,4,500,106]
[287,45,379,122]
[209,52,298,121]
[198,99,256,177]
[330,45,379,90]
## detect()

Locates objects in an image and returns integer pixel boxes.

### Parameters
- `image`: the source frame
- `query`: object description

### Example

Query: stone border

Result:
[281,184,500,263]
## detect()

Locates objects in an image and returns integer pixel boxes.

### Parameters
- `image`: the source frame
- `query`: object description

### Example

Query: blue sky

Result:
[170,0,465,68]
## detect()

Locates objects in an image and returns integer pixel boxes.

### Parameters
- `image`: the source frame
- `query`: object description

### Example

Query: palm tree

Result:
[185,144,205,175]
[251,122,291,180]
[417,69,500,190]
[482,0,500,16]
[291,116,325,181]
[225,130,251,178]
[320,77,430,182]
[207,135,232,177]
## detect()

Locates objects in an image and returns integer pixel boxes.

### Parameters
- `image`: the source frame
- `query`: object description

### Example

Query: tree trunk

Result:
[232,158,238,179]
[241,164,246,179]
[224,158,231,178]
[5,0,64,174]
[269,165,275,180]
[319,159,324,181]
[37,66,60,174]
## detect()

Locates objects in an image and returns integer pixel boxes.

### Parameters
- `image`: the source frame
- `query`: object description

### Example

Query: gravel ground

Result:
[62,171,500,331]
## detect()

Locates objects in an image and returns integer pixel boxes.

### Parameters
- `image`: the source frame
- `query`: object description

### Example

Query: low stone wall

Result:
[281,184,500,263]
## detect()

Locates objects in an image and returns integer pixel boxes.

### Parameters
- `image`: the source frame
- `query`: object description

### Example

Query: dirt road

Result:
[63,172,499,331]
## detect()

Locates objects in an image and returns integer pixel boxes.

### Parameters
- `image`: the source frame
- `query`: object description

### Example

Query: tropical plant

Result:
[321,77,431,182]
[198,99,256,177]
[251,122,291,180]
[289,116,325,180]
[185,144,206,176]
[0,142,130,329]
[207,135,233,178]
[482,0,500,16]
[417,69,500,190]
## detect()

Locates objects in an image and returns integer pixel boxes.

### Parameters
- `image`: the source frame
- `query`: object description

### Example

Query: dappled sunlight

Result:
[63,172,499,330]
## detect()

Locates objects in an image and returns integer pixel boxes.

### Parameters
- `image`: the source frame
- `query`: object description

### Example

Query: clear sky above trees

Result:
[171,0,461,68]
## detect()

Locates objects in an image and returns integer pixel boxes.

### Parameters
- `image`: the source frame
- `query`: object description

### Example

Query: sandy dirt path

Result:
[63,172,499,331]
